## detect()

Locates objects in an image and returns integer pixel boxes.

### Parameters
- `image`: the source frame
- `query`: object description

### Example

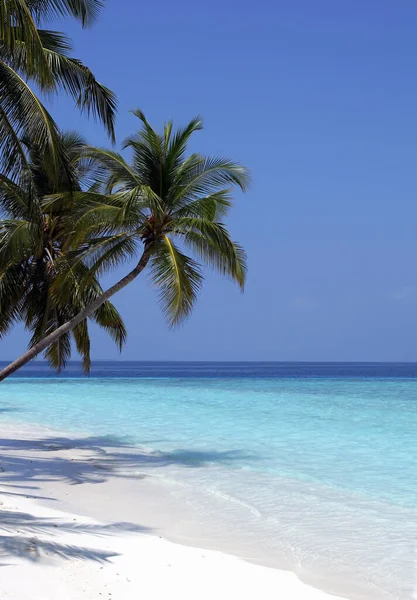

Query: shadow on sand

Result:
[0,506,151,564]
[0,434,256,485]
[0,433,256,565]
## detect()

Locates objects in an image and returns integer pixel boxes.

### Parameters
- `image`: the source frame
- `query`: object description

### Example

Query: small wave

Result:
[208,488,261,518]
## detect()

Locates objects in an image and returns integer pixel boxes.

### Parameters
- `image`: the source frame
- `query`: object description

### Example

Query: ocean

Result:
[1,361,416,599]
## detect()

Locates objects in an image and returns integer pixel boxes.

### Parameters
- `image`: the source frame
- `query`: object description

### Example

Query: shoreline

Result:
[0,495,346,600]
[0,421,349,600]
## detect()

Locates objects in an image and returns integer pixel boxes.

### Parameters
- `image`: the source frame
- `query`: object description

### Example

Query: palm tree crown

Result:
[70,109,250,325]
[0,131,126,372]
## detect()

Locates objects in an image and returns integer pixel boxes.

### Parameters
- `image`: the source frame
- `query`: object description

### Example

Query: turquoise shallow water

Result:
[1,366,417,599]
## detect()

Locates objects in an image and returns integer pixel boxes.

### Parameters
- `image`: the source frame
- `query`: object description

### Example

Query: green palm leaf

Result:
[148,236,203,326]
[174,217,247,289]
[182,230,247,289]
[44,327,71,371]
[26,0,103,26]
[165,117,203,171]
[0,104,31,181]
[72,318,91,374]
[0,219,35,265]
[172,190,233,220]
[0,262,28,337]
[92,300,127,351]
[0,59,63,178]
[0,173,30,218]
[73,232,139,281]
[172,155,250,205]
[83,148,140,192]
[1,30,117,144]
[0,0,52,85]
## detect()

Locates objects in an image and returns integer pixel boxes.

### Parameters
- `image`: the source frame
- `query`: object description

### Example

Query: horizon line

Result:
[1,360,417,365]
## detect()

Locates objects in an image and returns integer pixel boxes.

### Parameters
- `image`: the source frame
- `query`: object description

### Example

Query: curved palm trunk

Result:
[0,247,152,381]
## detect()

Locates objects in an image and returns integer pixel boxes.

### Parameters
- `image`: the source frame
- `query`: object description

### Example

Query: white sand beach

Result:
[0,423,349,600]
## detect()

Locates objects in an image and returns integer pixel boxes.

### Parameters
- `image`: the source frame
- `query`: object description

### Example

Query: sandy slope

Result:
[0,424,347,600]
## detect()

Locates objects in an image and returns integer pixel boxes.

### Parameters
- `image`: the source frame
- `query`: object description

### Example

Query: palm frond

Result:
[43,327,71,371]
[172,190,233,220]
[0,59,63,178]
[55,257,127,352]
[0,262,28,337]
[72,318,91,374]
[0,0,53,86]
[58,130,97,187]
[74,67,117,144]
[73,231,139,279]
[83,147,140,192]
[0,104,31,181]
[24,280,51,344]
[3,38,117,143]
[58,189,146,249]
[148,235,203,326]
[0,174,30,219]
[0,219,35,266]
[50,230,138,307]
[165,116,203,172]
[26,0,104,27]
[172,155,250,206]
[174,217,247,289]
[37,28,73,52]
[0,28,71,73]
[92,300,127,351]
[129,108,164,152]
[124,109,168,195]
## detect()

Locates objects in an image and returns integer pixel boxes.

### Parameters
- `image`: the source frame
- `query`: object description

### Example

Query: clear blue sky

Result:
[3,0,417,361]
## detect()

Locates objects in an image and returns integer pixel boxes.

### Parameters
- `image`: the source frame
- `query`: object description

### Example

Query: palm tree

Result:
[0,110,249,380]
[0,131,126,373]
[0,0,117,184]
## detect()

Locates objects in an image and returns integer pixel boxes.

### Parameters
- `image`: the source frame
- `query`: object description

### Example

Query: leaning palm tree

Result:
[0,111,249,380]
[0,0,117,183]
[0,131,126,373]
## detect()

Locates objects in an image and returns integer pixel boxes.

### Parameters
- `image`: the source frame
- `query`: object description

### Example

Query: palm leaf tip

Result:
[173,218,247,291]
[44,331,72,372]
[73,319,91,374]
[233,243,247,290]
[28,0,105,27]
[149,236,203,327]
[92,300,127,351]
[78,80,118,144]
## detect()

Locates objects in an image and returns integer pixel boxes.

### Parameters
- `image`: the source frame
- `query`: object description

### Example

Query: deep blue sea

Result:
[1,362,416,599]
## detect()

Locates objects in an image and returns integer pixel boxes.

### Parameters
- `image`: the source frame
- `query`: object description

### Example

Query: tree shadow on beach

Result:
[0,506,151,564]
[0,434,256,566]
[0,535,118,563]
[0,434,257,486]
